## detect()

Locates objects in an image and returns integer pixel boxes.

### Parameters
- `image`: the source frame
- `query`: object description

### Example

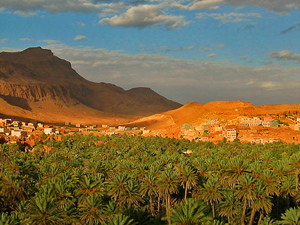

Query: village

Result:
[0,113,300,148]
[181,115,300,144]
[0,118,151,148]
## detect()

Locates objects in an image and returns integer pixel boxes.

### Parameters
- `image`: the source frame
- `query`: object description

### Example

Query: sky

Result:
[0,0,300,105]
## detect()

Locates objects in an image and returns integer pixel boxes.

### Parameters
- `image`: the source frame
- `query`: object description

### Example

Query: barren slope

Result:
[128,100,300,131]
[0,47,181,123]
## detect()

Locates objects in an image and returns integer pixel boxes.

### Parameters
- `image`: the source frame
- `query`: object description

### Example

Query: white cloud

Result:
[207,53,218,57]
[74,35,88,41]
[43,40,59,44]
[225,0,300,13]
[269,50,300,63]
[99,4,190,28]
[197,12,262,23]
[260,82,280,90]
[217,44,226,48]
[0,0,300,16]
[165,46,195,52]
[19,38,32,41]
[35,44,300,104]
[173,0,300,13]
[171,0,224,10]
[0,38,8,43]
[0,0,102,14]
[13,10,37,17]
[200,46,213,52]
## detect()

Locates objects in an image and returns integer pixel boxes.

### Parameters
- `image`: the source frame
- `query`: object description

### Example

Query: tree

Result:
[158,167,179,225]
[279,207,300,225]
[177,164,198,200]
[139,173,158,216]
[106,214,137,225]
[194,178,223,219]
[78,194,105,225]
[234,174,257,225]
[23,195,66,225]
[170,199,212,225]
[217,190,241,223]
[248,185,273,225]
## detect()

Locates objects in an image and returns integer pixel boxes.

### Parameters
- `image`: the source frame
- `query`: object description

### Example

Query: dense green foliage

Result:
[1,134,300,224]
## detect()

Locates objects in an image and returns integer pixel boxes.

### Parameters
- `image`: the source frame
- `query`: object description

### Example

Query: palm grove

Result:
[1,134,300,224]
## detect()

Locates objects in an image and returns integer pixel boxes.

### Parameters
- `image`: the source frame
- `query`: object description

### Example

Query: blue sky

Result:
[0,0,300,105]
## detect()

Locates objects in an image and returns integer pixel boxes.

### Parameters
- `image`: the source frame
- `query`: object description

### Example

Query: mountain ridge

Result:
[0,47,182,123]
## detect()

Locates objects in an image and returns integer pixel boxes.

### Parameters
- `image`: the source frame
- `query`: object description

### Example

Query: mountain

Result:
[0,47,181,124]
[127,100,300,132]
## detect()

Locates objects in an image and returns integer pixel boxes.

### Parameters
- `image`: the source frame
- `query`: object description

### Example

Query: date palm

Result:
[177,164,198,200]
[107,174,142,208]
[139,173,158,216]
[76,174,105,204]
[279,207,300,225]
[170,198,211,225]
[234,174,257,225]
[158,167,179,224]
[106,214,137,225]
[194,177,223,219]
[23,195,66,225]
[78,194,106,225]
[248,184,273,225]
[260,216,276,225]
[122,180,144,208]
[217,189,241,224]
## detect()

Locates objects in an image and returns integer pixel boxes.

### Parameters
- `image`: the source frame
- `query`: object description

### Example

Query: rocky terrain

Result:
[0,47,181,124]
[127,100,300,135]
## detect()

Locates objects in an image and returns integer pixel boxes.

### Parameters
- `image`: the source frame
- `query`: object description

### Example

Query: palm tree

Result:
[170,198,212,225]
[158,167,179,225]
[105,214,137,225]
[225,157,249,189]
[234,174,257,225]
[0,213,12,225]
[259,215,276,225]
[217,189,241,224]
[248,184,273,225]
[122,179,144,208]
[107,174,131,207]
[194,177,223,219]
[280,175,297,209]
[78,194,106,225]
[177,164,198,200]
[290,153,300,192]
[0,173,27,211]
[23,195,66,225]
[279,207,300,224]
[76,174,105,204]
[140,172,158,216]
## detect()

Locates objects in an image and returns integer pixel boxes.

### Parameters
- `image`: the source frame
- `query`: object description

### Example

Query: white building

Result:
[44,128,54,135]
[11,130,27,138]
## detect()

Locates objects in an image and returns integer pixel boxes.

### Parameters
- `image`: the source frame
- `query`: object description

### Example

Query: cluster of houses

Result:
[0,118,149,147]
[239,116,279,128]
[181,116,300,144]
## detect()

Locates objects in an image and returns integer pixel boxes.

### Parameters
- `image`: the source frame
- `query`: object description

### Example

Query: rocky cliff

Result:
[0,47,182,123]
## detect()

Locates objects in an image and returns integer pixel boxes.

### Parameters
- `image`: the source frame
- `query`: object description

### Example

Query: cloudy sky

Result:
[0,0,300,105]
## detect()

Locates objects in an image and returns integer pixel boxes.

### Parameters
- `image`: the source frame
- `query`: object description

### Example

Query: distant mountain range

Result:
[0,47,181,124]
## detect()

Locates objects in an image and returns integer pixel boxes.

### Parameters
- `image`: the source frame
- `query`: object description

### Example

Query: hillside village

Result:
[0,111,300,148]
[180,114,300,144]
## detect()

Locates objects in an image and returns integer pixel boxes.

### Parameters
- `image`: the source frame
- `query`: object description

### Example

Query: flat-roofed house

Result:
[223,128,237,141]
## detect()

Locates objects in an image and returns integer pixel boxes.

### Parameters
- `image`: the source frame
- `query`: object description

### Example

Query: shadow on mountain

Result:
[0,95,32,111]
